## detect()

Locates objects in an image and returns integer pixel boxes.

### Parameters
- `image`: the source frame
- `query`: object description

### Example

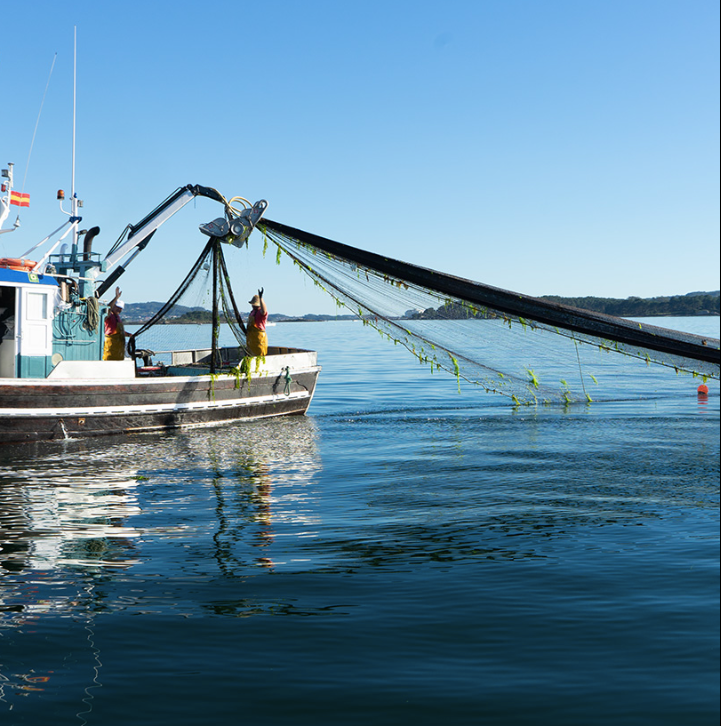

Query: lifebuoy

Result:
[0,258,37,272]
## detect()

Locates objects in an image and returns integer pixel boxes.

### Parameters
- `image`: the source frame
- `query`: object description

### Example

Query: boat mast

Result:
[71,25,79,257]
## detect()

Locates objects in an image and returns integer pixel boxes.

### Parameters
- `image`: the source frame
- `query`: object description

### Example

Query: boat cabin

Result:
[0,254,106,380]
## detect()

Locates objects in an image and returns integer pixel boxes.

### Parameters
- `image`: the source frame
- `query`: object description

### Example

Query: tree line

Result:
[408,293,719,320]
[539,293,719,317]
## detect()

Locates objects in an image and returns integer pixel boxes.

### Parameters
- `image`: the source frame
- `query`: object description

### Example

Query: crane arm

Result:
[103,185,224,271]
[96,184,262,299]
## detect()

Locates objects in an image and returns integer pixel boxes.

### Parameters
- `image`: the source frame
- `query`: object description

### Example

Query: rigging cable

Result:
[21,52,57,194]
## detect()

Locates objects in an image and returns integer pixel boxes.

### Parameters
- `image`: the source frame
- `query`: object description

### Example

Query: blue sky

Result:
[2,0,719,315]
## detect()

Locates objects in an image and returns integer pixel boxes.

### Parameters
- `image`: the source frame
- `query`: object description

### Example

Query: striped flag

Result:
[10,191,30,207]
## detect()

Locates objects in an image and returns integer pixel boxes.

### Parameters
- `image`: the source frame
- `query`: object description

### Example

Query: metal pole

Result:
[71,26,78,257]
[211,238,219,375]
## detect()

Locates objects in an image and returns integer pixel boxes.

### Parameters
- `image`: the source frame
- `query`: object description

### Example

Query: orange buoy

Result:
[0,258,37,272]
[697,384,709,396]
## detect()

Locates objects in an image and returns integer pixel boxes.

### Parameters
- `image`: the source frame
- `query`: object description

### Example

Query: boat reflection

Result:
[0,417,323,587]
[0,418,323,706]
[0,455,142,628]
[0,448,141,707]
[176,418,323,574]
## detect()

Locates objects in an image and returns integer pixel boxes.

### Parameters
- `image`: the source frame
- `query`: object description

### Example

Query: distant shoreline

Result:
[123,291,720,325]
[126,311,720,325]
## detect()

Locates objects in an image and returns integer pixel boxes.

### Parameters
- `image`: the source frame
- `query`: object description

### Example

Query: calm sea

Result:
[1,317,719,726]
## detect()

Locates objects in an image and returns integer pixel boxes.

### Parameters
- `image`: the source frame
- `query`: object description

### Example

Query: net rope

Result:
[128,237,248,364]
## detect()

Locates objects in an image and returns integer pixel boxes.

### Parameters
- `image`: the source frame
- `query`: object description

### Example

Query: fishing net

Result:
[259,219,719,405]
[128,237,249,367]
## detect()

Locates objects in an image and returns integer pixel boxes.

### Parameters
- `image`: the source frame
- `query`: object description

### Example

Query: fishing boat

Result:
[3,40,716,446]
[0,170,321,444]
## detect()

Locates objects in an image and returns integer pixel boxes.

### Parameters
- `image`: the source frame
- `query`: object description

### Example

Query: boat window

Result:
[25,292,48,320]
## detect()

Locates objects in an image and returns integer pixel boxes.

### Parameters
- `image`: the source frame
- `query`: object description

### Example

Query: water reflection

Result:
[0,419,324,710]
[0,417,323,589]
[185,419,323,574]
[0,458,142,582]
[211,459,276,571]
[0,445,141,709]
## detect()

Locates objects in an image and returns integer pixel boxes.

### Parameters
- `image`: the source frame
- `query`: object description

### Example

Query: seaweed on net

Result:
[129,237,248,365]
[258,219,720,405]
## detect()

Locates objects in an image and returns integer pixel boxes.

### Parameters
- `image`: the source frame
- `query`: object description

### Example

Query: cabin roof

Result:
[0,268,60,287]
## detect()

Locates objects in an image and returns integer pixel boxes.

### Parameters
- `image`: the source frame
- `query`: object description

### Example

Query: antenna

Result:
[71,25,78,253]
[21,52,57,194]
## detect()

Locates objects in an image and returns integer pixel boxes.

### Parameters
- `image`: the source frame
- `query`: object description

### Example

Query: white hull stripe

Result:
[1,365,321,388]
[0,390,310,418]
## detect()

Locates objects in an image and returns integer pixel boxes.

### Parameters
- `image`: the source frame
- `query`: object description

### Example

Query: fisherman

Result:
[103,287,131,360]
[247,288,268,356]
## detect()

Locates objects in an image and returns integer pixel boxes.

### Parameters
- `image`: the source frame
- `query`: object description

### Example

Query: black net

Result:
[129,237,248,367]
[259,219,719,405]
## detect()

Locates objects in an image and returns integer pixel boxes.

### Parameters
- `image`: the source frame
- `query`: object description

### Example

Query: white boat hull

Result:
[0,348,320,443]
